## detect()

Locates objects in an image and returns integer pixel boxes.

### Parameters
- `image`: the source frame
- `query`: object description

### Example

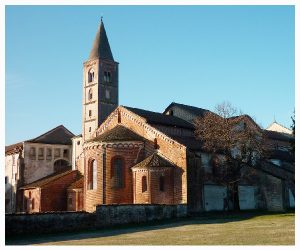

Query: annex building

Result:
[5,20,295,214]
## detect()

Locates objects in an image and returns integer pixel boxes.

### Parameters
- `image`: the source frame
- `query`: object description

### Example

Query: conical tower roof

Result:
[88,20,114,61]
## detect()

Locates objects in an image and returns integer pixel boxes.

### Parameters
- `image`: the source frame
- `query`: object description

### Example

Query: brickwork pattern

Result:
[94,106,188,203]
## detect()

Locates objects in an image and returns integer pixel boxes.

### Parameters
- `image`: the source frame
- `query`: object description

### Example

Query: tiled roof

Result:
[170,135,203,151]
[68,176,84,190]
[90,125,144,142]
[227,115,261,130]
[5,142,23,155]
[163,102,211,118]
[20,170,77,189]
[26,125,74,145]
[89,20,114,61]
[264,130,294,142]
[124,106,194,129]
[5,125,74,156]
[132,153,175,170]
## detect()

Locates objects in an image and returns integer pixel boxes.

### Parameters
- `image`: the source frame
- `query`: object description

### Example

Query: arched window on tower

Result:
[104,71,111,83]
[111,157,124,188]
[88,69,95,83]
[88,89,93,100]
[142,176,147,193]
[88,159,97,190]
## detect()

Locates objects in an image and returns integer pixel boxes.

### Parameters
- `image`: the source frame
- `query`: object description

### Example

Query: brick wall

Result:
[6,204,187,237]
[22,189,41,213]
[39,171,79,212]
[84,142,144,212]
[133,171,150,203]
[105,146,140,204]
[150,169,174,204]
[84,147,103,212]
[94,106,188,203]
[133,168,176,204]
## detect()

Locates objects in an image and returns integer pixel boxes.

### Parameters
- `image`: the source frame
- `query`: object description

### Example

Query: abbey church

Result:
[5,20,295,214]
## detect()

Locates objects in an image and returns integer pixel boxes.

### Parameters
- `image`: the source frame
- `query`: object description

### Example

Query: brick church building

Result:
[5,19,294,214]
[70,20,294,213]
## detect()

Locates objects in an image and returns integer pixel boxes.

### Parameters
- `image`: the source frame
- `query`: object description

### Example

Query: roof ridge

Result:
[266,121,292,132]
[132,152,176,169]
[20,170,76,189]
[28,125,73,142]
[123,105,195,125]
[172,102,209,110]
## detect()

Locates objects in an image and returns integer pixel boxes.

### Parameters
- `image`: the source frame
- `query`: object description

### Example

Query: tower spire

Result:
[88,19,114,61]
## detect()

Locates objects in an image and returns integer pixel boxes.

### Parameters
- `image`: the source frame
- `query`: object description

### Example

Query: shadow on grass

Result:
[6,210,294,245]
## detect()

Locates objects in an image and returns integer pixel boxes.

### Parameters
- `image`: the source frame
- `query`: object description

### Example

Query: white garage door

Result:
[238,185,257,210]
[204,185,227,211]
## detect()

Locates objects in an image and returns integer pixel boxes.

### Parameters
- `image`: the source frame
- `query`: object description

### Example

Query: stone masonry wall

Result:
[6,204,187,237]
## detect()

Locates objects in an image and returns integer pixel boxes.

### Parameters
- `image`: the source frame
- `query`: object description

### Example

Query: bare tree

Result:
[290,110,295,160]
[194,102,265,210]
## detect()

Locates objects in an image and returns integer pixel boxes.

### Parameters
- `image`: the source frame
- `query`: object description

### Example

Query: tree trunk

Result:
[233,182,240,211]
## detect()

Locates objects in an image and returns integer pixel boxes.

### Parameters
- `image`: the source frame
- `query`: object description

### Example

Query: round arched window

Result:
[88,68,95,83]
[111,157,124,188]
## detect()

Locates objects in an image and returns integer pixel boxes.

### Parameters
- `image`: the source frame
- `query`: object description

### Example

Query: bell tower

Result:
[82,19,119,141]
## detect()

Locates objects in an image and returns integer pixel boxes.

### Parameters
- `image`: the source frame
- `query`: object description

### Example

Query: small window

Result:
[104,71,111,82]
[154,138,158,149]
[32,198,35,210]
[46,148,52,159]
[29,191,31,199]
[5,176,8,184]
[88,159,97,190]
[169,110,174,116]
[77,141,80,146]
[142,176,147,193]
[89,127,91,132]
[159,176,165,192]
[38,148,44,160]
[118,110,121,123]
[88,69,94,83]
[89,110,92,117]
[54,148,60,158]
[63,149,69,158]
[105,90,110,99]
[88,89,93,100]
[29,147,36,159]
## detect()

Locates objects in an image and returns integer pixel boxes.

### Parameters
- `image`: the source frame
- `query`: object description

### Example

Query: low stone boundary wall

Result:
[96,204,187,226]
[5,204,187,237]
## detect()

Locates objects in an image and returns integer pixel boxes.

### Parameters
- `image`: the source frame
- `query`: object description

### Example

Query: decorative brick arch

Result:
[110,156,125,189]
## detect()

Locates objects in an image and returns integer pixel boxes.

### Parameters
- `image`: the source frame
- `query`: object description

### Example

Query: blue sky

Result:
[5,5,294,145]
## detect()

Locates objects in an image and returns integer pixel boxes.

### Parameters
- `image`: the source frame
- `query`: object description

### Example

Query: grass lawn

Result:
[6,212,294,245]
